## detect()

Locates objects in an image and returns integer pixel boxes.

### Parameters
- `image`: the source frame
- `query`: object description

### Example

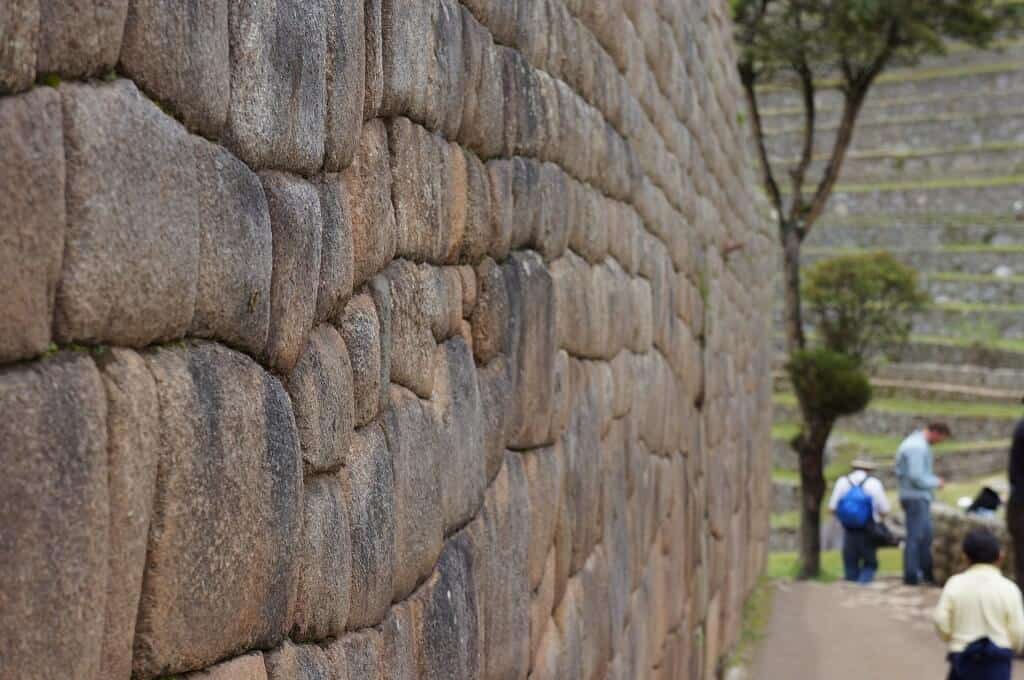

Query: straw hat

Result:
[850,457,879,471]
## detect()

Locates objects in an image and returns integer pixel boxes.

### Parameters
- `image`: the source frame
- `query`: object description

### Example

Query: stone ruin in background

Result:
[0,1,774,678]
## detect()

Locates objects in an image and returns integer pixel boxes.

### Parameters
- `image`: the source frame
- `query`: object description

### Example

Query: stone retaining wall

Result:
[0,1,773,679]
[932,506,1015,585]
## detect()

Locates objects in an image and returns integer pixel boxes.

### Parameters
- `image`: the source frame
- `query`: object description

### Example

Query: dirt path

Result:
[752,579,1024,679]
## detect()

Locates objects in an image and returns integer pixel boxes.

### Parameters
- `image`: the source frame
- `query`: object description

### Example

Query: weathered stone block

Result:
[97,348,159,680]
[383,386,444,601]
[470,257,509,364]
[432,337,486,532]
[335,293,382,427]
[0,0,38,94]
[564,360,604,575]
[57,80,199,347]
[388,117,452,264]
[344,422,395,629]
[314,174,356,323]
[458,6,504,158]
[505,251,557,449]
[342,119,396,287]
[291,475,351,641]
[413,533,483,680]
[367,273,394,417]
[385,260,438,398]
[530,548,557,664]
[0,87,64,362]
[191,138,273,356]
[260,171,323,373]
[285,324,353,474]
[134,343,302,678]
[381,603,416,680]
[265,641,332,680]
[37,0,128,79]
[548,349,572,441]
[478,454,531,680]
[331,629,384,680]
[118,0,230,137]
[380,0,464,137]
[521,443,565,591]
[184,653,268,680]
[0,354,108,680]
[225,0,326,174]
[324,0,365,170]
[477,356,512,483]
[486,158,515,260]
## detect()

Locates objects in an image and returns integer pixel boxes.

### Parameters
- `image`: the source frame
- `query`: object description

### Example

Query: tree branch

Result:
[739,63,784,213]
[787,60,816,221]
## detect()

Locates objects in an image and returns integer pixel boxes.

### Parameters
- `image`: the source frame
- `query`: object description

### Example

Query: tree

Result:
[731,0,1016,577]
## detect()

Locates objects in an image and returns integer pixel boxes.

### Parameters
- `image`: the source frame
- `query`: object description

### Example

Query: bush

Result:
[786,349,872,421]
[804,251,928,362]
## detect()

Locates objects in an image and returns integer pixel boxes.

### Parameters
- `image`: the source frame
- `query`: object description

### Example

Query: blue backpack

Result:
[836,476,873,529]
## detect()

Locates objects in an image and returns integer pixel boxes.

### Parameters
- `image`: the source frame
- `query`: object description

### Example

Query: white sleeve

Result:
[867,478,891,515]
[829,478,849,511]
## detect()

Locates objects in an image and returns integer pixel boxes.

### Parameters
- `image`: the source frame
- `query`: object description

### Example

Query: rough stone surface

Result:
[57,79,200,348]
[192,137,273,356]
[225,0,326,174]
[97,348,160,679]
[0,354,108,680]
[285,324,353,474]
[134,342,302,678]
[0,2,774,677]
[0,87,64,362]
[36,0,128,79]
[118,0,230,138]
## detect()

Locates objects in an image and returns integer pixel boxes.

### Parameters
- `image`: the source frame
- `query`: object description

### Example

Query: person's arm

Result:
[869,479,891,517]
[934,584,954,642]
[906,444,941,490]
[828,478,848,514]
[1007,583,1024,653]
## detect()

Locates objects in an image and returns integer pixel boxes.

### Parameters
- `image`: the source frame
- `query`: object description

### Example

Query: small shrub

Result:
[804,251,928,362]
[786,349,871,421]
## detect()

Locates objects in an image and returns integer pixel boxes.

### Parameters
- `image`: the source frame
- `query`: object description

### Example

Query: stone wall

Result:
[0,1,774,679]
[932,506,1015,586]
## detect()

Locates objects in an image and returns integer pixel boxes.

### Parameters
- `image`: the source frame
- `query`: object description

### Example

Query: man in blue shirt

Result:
[896,422,951,585]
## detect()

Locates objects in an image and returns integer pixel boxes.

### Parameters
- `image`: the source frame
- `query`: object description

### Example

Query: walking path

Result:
[752,579,1024,679]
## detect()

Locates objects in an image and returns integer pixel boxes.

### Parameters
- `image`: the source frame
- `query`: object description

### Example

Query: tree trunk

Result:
[781,224,805,355]
[795,417,834,579]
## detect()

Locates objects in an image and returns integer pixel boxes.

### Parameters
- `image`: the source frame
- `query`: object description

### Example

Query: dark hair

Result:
[927,422,952,437]
[962,527,1001,564]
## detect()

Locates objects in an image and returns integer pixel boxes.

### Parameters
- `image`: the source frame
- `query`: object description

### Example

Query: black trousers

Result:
[1007,498,1024,590]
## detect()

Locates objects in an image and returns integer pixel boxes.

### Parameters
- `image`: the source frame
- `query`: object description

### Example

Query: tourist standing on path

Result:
[934,528,1024,680]
[1006,398,1024,590]
[897,422,951,585]
[829,458,891,583]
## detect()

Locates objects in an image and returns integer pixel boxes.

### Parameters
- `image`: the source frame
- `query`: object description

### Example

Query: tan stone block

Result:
[37,0,128,79]
[530,547,557,664]
[0,0,38,94]
[324,0,365,171]
[336,293,382,427]
[457,6,504,158]
[0,87,64,362]
[265,641,332,680]
[97,349,159,680]
[342,119,396,288]
[184,653,268,680]
[385,260,438,398]
[314,174,355,324]
[0,353,108,680]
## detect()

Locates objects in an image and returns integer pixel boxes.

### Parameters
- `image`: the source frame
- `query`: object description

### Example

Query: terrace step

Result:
[871,362,1024,393]
[773,370,1020,404]
[915,304,1024,341]
[774,393,1020,441]
[765,113,1024,161]
[925,272,1024,305]
[802,245,1024,277]
[821,178,1024,218]
[805,217,1024,250]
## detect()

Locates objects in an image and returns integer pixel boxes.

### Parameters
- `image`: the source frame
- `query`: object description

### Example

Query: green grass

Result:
[771,511,800,530]
[935,473,1007,508]
[759,60,1024,94]
[774,392,1022,419]
[826,174,1024,195]
[930,271,1024,284]
[725,576,776,670]
[818,213,1024,228]
[934,301,1024,314]
[767,548,903,581]
[804,244,1024,256]
[912,332,1024,355]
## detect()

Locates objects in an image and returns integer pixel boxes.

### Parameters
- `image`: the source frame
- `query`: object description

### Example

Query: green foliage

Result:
[786,348,872,420]
[803,251,928,362]
[733,0,1011,86]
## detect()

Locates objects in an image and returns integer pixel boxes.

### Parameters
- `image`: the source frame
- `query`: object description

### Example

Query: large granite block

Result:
[385,260,439,397]
[0,87,64,362]
[97,349,159,679]
[37,0,128,79]
[57,80,200,347]
[184,653,268,680]
[134,342,302,678]
[119,0,230,137]
[225,0,327,174]
[0,354,108,680]
[342,119,396,287]
[344,423,395,629]
[260,171,323,373]
[265,641,332,680]
[336,292,383,427]
[458,6,504,158]
[285,324,353,474]
[314,173,356,323]
[521,443,565,591]
[0,0,38,93]
[291,475,351,641]
[191,138,273,356]
[324,0,365,170]
[383,386,444,601]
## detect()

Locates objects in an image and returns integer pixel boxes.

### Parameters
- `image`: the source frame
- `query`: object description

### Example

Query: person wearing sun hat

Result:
[1006,396,1024,592]
[829,457,891,584]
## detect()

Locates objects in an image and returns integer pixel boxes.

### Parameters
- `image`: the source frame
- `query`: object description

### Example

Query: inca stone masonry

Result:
[0,1,774,678]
